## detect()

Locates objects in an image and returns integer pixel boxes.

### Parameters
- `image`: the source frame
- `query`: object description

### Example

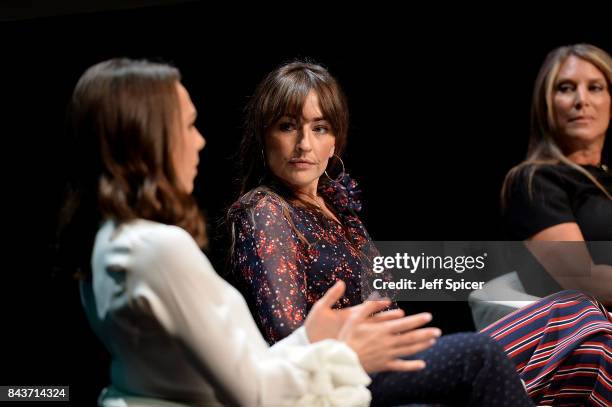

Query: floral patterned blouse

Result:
[228,174,381,344]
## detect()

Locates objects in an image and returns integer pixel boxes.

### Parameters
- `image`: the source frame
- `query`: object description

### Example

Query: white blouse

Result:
[81,219,371,407]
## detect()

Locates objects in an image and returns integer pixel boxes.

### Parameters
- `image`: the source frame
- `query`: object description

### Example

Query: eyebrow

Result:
[300,116,329,124]
[556,77,606,84]
[279,115,329,123]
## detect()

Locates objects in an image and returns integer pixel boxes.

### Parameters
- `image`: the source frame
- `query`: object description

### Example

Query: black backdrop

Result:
[2,2,611,404]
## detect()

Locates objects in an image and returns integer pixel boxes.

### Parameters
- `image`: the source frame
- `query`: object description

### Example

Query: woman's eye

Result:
[590,84,605,92]
[313,125,330,134]
[557,83,574,93]
[279,122,295,132]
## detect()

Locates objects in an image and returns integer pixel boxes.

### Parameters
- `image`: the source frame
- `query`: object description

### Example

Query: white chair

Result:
[468,271,540,331]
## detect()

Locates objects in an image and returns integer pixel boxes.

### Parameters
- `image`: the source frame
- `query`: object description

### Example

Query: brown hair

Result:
[502,43,612,205]
[58,58,206,278]
[228,60,350,252]
[238,60,349,197]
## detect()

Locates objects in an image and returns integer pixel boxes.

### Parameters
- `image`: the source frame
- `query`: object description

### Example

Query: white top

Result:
[81,219,371,407]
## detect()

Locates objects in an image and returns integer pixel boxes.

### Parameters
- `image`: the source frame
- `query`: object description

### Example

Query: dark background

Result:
[2,2,611,404]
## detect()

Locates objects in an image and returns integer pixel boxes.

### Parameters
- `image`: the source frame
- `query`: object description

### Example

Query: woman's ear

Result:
[330,145,335,158]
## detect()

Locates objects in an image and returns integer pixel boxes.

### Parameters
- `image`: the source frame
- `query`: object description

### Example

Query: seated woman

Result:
[501,43,612,302]
[483,42,612,407]
[58,58,446,407]
[228,61,534,406]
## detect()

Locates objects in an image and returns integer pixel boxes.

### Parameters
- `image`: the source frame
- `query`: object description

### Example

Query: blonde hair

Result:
[503,43,612,205]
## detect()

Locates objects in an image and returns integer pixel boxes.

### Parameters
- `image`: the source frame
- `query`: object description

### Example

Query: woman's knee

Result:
[435,332,505,362]
[457,333,508,365]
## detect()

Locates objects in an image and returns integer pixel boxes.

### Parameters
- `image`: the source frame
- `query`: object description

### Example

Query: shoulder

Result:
[94,219,203,273]
[506,163,570,195]
[121,219,197,252]
[502,163,574,220]
[229,188,289,223]
[502,164,576,238]
[508,162,563,181]
[92,220,221,335]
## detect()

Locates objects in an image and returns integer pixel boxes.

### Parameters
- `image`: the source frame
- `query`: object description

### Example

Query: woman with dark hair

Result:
[60,58,444,407]
[229,59,612,406]
[501,43,612,300]
[228,61,535,406]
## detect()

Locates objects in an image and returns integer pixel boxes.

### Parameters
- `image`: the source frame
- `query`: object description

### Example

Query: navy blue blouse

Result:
[228,174,381,344]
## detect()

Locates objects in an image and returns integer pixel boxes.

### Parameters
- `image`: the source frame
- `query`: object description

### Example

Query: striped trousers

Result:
[482,290,612,406]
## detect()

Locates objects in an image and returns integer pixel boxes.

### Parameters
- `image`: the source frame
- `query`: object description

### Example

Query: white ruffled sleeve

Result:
[274,338,372,406]
[120,223,371,407]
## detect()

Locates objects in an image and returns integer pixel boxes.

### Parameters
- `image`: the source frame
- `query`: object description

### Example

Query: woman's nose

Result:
[197,130,206,151]
[574,86,590,110]
[296,129,313,152]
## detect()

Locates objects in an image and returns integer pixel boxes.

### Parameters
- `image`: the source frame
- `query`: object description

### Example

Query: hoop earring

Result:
[324,154,346,182]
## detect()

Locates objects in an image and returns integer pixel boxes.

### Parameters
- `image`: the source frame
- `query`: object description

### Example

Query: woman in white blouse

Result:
[58,58,440,406]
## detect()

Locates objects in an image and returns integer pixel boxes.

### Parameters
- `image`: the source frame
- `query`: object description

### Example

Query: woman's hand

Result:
[339,300,441,373]
[304,280,358,342]
[305,280,405,343]
[304,280,442,373]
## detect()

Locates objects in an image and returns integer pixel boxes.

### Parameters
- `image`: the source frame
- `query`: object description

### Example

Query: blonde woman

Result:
[501,43,612,301]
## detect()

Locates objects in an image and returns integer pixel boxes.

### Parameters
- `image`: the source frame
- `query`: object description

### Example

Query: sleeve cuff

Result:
[274,338,372,407]
[270,326,310,351]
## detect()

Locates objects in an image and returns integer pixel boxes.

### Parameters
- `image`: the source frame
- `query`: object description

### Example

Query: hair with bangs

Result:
[237,60,349,197]
[502,43,612,206]
[227,61,350,251]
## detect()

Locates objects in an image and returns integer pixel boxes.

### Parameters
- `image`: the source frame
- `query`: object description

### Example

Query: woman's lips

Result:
[289,159,315,169]
[568,115,594,123]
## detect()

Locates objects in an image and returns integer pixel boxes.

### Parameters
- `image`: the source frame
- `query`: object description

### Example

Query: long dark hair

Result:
[226,60,351,257]
[57,58,207,278]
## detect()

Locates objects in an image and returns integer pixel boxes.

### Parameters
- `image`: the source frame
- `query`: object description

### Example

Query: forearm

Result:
[556,263,612,305]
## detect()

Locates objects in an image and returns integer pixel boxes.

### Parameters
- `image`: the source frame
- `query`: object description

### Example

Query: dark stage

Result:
[2,2,611,404]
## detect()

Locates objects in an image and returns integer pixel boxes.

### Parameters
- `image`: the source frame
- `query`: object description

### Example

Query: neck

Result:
[559,135,605,166]
[291,180,319,199]
[565,144,604,166]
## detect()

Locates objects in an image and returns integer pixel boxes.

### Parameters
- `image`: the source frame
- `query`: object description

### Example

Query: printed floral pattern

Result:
[229,174,382,343]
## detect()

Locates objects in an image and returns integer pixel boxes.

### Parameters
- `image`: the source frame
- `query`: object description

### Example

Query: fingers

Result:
[392,327,441,347]
[382,312,433,334]
[382,359,426,372]
[317,280,346,308]
[350,298,392,320]
[391,338,437,358]
[369,308,404,323]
